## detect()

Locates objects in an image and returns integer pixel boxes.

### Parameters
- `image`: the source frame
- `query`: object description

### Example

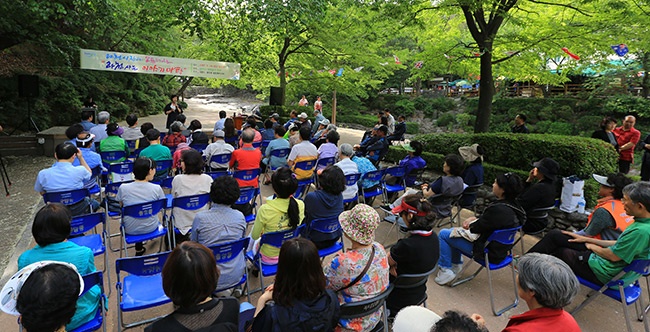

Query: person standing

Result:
[384,109,395,135]
[313,96,322,113]
[299,95,309,106]
[613,115,641,174]
[511,114,530,134]
[164,94,183,129]
[591,116,618,150]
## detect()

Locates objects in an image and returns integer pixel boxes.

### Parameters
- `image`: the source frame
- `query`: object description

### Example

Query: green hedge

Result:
[386,133,619,207]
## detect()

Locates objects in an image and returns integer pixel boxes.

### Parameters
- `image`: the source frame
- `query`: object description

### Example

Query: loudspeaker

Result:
[18,75,39,98]
[270,87,284,106]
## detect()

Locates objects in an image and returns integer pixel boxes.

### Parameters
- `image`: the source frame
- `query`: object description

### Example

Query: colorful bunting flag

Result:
[393,55,401,64]
[611,44,629,57]
[414,61,423,69]
[353,66,364,72]
[336,68,344,76]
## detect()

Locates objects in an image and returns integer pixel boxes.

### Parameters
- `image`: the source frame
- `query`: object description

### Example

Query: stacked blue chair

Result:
[120,198,169,257]
[449,226,522,316]
[209,237,251,302]
[115,252,171,331]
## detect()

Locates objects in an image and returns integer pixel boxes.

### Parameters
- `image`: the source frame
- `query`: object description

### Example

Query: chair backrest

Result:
[484,226,521,249]
[393,267,437,289]
[233,169,260,182]
[251,141,262,149]
[70,212,105,237]
[236,187,259,205]
[172,193,211,211]
[209,153,232,165]
[316,157,336,169]
[155,159,173,173]
[383,165,406,178]
[261,140,271,151]
[344,173,361,186]
[259,226,303,250]
[43,188,90,206]
[208,238,251,265]
[270,148,291,159]
[340,284,394,319]
[224,135,238,147]
[105,180,134,195]
[100,150,127,165]
[116,251,170,277]
[80,271,104,297]
[191,143,208,153]
[122,198,167,219]
[160,176,174,190]
[126,140,137,150]
[527,205,555,219]
[294,159,317,172]
[361,169,384,183]
[206,171,230,179]
[309,217,341,235]
[108,162,134,175]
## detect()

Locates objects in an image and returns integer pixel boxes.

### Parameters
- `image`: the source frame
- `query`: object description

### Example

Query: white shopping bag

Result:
[560,176,584,213]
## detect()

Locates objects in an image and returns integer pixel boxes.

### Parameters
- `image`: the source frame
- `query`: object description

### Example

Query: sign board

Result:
[80,49,240,80]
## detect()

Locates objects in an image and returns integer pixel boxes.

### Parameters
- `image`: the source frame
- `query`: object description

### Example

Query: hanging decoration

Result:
[561,47,580,60]
[611,44,629,57]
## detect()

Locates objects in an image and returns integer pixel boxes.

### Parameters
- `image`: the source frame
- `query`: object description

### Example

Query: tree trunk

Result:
[642,52,649,98]
[279,60,287,106]
[474,44,494,133]
[176,77,194,99]
[332,89,337,124]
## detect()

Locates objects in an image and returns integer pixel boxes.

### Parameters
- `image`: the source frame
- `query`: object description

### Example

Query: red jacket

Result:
[503,307,581,332]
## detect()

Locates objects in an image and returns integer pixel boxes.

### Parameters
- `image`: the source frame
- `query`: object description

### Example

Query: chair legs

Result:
[571,285,640,332]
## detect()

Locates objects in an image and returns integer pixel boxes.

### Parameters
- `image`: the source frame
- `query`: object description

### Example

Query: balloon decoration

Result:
[561,47,580,60]
[611,44,629,57]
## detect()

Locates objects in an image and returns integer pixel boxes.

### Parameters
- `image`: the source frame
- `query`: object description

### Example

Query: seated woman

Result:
[99,123,129,162]
[502,253,580,331]
[250,167,304,265]
[324,204,389,332]
[382,154,465,219]
[10,262,82,332]
[191,176,246,291]
[187,119,209,147]
[146,242,239,332]
[528,173,633,255]
[252,238,340,331]
[316,130,340,169]
[116,157,166,256]
[458,143,484,207]
[171,150,213,243]
[17,204,101,331]
[302,166,345,249]
[386,194,440,315]
[384,141,426,189]
[517,157,560,233]
[172,142,192,173]
[435,172,526,285]
[223,118,239,147]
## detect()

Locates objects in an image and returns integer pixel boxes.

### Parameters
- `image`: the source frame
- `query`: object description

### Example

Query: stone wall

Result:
[474,187,589,233]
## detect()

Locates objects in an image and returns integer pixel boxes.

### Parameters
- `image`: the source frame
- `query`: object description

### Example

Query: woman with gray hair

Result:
[503,253,580,331]
[334,143,359,206]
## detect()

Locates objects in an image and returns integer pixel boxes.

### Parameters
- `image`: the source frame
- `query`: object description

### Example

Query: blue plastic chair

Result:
[126,140,137,151]
[43,188,93,215]
[224,135,238,148]
[115,251,171,331]
[100,150,127,168]
[88,166,102,196]
[293,159,317,198]
[170,193,211,244]
[449,226,521,316]
[236,187,260,224]
[260,140,271,151]
[206,170,231,179]
[571,259,650,332]
[381,166,407,202]
[207,153,232,171]
[359,169,385,204]
[120,198,169,257]
[233,168,260,184]
[70,272,107,332]
[315,157,336,169]
[153,159,173,182]
[263,148,291,182]
[159,176,174,209]
[245,225,303,293]
[104,181,134,252]
[108,162,134,184]
[209,238,251,302]
[191,143,208,154]
[69,212,110,296]
[239,302,256,332]
[343,173,361,205]
[339,284,394,332]
[309,217,344,259]
[252,141,262,149]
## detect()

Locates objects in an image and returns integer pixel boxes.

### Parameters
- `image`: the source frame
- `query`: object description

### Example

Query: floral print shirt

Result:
[324,242,390,332]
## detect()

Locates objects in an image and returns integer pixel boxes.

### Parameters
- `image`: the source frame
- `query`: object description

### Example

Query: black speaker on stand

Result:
[12,75,40,134]
[270,87,284,106]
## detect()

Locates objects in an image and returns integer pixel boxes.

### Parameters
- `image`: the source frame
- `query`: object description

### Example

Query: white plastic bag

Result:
[560,176,584,213]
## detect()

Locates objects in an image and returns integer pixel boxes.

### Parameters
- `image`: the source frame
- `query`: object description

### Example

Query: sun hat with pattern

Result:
[338,204,380,245]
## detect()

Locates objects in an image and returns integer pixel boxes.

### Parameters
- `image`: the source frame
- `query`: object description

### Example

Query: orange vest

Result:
[586,198,633,239]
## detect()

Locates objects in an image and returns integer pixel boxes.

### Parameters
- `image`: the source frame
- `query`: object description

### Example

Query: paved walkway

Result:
[0,97,645,331]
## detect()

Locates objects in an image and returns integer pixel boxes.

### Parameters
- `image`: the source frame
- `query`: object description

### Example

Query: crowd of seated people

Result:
[20,106,650,332]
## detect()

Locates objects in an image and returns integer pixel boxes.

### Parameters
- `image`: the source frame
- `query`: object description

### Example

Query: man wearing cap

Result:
[73,131,104,190]
[298,112,312,130]
[529,173,634,257]
[324,204,389,332]
[530,181,650,288]
[517,157,560,233]
[313,118,331,140]
[204,130,235,170]
[269,113,282,129]
[613,115,641,174]
[312,109,326,135]
[284,110,299,130]
[89,111,110,142]
[99,123,129,164]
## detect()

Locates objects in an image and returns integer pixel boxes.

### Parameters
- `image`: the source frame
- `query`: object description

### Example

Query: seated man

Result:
[229,128,262,188]
[287,127,318,180]
[89,111,110,143]
[122,113,144,141]
[73,131,105,190]
[387,115,406,143]
[139,128,172,180]
[34,142,95,215]
[203,129,235,171]
[80,109,96,131]
[517,157,559,233]
[355,125,389,163]
[162,121,187,149]
[261,126,290,183]
[529,181,650,288]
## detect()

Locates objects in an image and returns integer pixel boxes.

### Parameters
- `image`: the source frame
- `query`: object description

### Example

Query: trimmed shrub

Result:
[436,112,455,127]
[394,99,415,117]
